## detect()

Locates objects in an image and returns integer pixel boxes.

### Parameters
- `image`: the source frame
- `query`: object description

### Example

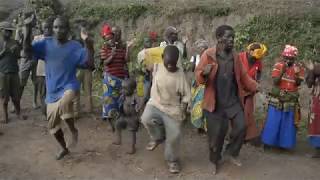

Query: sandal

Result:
[146,141,161,151]
[56,149,70,160]
[168,161,180,174]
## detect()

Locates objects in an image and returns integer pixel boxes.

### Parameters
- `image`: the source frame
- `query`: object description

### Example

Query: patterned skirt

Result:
[102,73,123,119]
[190,81,206,130]
[308,96,320,148]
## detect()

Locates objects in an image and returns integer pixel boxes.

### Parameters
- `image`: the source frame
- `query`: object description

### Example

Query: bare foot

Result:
[212,163,218,175]
[107,125,115,132]
[112,139,121,145]
[17,115,28,120]
[0,119,8,124]
[102,118,115,132]
[224,155,242,167]
[10,107,15,114]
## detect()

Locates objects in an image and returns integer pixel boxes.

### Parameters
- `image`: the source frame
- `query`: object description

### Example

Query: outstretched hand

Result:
[202,64,213,76]
[23,13,36,27]
[182,36,188,44]
[80,29,89,41]
[293,65,301,74]
[127,38,136,48]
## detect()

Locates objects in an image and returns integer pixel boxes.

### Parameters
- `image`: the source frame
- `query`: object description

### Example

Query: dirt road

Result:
[0,88,320,180]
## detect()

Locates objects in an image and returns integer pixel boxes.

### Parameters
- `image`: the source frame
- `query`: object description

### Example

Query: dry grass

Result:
[69,0,319,14]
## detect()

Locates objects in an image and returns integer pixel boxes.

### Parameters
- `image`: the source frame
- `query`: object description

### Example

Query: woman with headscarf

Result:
[238,43,267,144]
[100,24,129,130]
[261,45,304,150]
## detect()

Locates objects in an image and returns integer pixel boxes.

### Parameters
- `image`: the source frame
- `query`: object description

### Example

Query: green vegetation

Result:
[25,1,320,116]
[68,1,233,26]
[165,5,232,18]
[235,12,320,66]
[69,3,158,25]
[27,0,62,21]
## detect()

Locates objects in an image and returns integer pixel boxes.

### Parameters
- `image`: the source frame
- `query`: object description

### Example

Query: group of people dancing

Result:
[0,12,319,175]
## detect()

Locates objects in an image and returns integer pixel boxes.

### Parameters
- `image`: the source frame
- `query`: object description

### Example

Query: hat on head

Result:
[247,43,268,60]
[149,31,158,41]
[164,26,180,37]
[282,45,298,58]
[100,24,112,37]
[0,21,15,31]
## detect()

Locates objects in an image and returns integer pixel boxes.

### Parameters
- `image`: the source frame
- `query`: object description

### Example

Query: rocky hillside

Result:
[1,0,319,116]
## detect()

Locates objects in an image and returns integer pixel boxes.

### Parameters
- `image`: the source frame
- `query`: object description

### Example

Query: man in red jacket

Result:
[195,25,258,174]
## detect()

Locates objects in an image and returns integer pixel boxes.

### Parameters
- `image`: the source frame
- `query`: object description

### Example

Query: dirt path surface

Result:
[0,88,320,180]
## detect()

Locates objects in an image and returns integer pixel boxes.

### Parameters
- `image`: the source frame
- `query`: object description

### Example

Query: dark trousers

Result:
[37,76,46,115]
[204,107,246,164]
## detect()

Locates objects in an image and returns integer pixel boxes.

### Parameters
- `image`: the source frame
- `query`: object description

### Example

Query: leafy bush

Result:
[69,3,157,26]
[27,0,62,20]
[166,5,232,18]
[235,12,320,65]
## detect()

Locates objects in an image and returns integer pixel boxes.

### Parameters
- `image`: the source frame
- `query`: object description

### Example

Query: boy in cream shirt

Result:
[141,45,191,174]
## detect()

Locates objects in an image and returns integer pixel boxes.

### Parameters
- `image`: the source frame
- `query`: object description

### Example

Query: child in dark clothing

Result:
[113,78,142,154]
[0,21,25,124]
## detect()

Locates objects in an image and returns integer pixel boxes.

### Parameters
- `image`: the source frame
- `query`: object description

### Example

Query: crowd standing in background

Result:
[0,10,319,175]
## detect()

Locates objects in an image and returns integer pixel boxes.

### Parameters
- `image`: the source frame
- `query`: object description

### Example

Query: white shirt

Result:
[148,64,191,121]
[137,48,146,64]
[190,54,201,67]
[33,35,46,77]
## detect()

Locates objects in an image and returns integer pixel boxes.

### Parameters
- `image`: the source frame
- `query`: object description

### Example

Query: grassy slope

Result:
[13,0,319,134]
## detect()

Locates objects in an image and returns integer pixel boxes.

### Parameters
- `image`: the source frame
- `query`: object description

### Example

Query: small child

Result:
[0,21,25,123]
[113,78,143,154]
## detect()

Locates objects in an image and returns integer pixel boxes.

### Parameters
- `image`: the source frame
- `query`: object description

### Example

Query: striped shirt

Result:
[100,47,128,79]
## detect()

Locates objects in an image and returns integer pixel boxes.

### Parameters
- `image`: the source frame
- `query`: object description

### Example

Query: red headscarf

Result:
[100,24,112,38]
[282,45,298,58]
[149,31,158,42]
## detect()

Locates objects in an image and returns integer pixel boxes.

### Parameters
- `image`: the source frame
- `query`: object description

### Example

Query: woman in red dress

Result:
[238,43,267,144]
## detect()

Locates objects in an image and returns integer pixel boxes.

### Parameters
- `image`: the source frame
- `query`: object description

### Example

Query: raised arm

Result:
[21,14,35,60]
[77,30,95,70]
[272,62,286,85]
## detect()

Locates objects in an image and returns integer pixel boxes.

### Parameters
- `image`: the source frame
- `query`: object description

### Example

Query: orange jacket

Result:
[271,61,304,92]
[195,47,258,112]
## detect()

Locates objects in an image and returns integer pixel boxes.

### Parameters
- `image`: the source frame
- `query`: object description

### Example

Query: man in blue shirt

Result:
[29,16,94,160]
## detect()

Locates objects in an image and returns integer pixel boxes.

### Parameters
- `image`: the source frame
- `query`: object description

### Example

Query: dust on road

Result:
[0,89,320,180]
